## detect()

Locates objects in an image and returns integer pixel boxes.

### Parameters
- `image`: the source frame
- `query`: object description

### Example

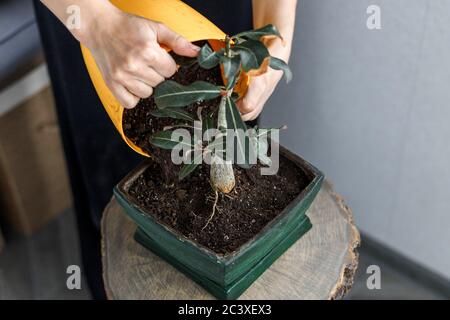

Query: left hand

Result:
[237,68,283,121]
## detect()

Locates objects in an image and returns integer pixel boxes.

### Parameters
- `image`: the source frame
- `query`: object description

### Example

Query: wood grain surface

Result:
[101,180,360,300]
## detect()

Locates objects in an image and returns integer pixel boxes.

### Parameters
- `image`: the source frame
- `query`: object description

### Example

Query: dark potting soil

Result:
[122,43,311,254]
[127,158,310,255]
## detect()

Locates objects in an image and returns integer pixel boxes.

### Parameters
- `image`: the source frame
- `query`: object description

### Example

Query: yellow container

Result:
[81,0,249,156]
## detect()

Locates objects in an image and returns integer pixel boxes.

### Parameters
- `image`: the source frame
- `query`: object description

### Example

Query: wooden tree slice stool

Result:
[101,181,360,300]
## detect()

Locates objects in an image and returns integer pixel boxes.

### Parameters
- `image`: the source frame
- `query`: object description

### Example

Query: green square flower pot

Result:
[114,145,324,299]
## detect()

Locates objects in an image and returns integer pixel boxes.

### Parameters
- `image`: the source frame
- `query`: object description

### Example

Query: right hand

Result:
[75,3,200,109]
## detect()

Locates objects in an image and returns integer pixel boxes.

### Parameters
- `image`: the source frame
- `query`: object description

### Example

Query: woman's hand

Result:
[41,0,199,109]
[237,39,289,121]
[237,68,283,121]
[237,0,297,121]
[78,3,199,109]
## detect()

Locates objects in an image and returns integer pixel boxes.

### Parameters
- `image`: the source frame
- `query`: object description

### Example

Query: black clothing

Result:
[32,0,253,300]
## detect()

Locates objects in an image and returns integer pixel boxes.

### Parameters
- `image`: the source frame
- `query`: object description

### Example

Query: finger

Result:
[242,105,263,121]
[156,23,200,57]
[131,64,165,87]
[125,78,154,99]
[239,82,266,120]
[237,90,261,115]
[142,45,177,78]
[109,82,140,109]
[242,90,272,121]
[237,99,254,115]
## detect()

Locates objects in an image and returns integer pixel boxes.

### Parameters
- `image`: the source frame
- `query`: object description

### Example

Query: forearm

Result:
[252,0,297,61]
[39,0,117,43]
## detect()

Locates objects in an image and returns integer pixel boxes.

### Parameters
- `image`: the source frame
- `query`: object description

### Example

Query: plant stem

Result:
[225,35,231,57]
[202,190,219,230]
[210,96,235,193]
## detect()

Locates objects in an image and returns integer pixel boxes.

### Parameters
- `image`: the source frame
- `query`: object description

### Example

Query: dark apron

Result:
[32,0,252,300]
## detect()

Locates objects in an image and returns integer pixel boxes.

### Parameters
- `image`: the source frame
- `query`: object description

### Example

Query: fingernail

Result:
[190,43,201,52]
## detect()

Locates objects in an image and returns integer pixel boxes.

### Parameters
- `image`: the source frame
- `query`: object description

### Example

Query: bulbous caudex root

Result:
[205,161,234,230]
[210,158,235,194]
[209,95,236,194]
[204,94,236,229]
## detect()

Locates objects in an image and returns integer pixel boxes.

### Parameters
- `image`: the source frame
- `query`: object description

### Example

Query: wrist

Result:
[71,0,120,46]
[265,38,291,63]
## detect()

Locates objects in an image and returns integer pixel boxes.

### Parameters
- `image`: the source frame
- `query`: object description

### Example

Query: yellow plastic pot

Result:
[81,0,250,156]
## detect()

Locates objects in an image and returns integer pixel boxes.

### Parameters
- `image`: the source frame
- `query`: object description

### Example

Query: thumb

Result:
[156,23,200,57]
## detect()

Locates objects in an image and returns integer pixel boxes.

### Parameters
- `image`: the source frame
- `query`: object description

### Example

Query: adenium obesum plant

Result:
[149,25,292,199]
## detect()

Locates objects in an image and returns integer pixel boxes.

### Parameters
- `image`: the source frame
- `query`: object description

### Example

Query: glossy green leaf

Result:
[256,137,272,166]
[205,130,227,153]
[202,114,215,142]
[179,150,203,180]
[233,40,270,73]
[179,146,204,180]
[221,55,241,84]
[233,24,282,41]
[179,162,199,180]
[269,57,292,83]
[149,130,193,150]
[225,97,252,168]
[206,98,228,160]
[251,126,286,166]
[197,44,223,69]
[150,108,195,121]
[154,80,222,108]
[247,127,273,167]
[224,96,246,131]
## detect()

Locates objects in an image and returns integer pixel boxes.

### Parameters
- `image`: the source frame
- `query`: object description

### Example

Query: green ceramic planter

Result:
[114,145,324,299]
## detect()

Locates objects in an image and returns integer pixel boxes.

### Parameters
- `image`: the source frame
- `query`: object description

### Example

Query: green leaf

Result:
[233,40,270,73]
[179,148,204,180]
[149,130,193,150]
[206,134,225,152]
[224,96,247,131]
[197,44,223,69]
[252,126,286,166]
[248,128,272,166]
[225,97,252,168]
[202,114,215,142]
[150,108,195,121]
[270,57,292,83]
[226,74,238,91]
[257,138,272,166]
[221,55,241,84]
[179,162,199,180]
[154,80,222,108]
[233,24,282,41]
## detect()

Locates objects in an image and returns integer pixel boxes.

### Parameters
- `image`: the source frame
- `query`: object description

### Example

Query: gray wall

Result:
[262,0,450,279]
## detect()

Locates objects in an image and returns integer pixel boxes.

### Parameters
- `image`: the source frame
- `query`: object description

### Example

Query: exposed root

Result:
[202,190,219,231]
[223,193,234,200]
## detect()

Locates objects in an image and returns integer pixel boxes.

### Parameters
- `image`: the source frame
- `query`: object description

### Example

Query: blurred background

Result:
[0,0,449,299]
